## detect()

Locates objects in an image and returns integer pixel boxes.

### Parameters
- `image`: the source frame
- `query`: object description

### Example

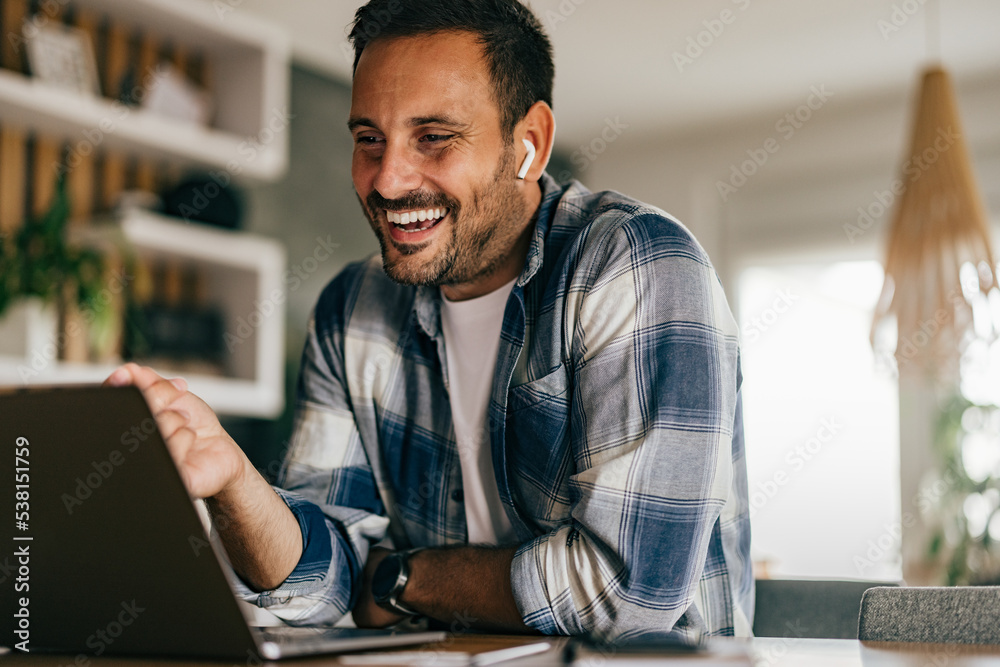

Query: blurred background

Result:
[1,0,998,589]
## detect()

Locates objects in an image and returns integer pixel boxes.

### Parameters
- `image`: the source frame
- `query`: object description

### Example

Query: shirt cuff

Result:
[226,488,342,608]
[273,488,336,591]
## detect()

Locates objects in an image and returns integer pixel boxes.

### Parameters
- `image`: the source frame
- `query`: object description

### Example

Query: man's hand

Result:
[352,547,407,628]
[105,362,246,499]
[103,362,303,591]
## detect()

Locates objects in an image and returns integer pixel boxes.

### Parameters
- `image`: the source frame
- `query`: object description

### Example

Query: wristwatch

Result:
[371,548,423,616]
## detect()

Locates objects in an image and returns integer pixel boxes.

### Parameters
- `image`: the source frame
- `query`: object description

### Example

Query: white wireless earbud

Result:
[517,138,535,179]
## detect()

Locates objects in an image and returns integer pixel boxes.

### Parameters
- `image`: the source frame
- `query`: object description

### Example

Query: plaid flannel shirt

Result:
[235,173,754,641]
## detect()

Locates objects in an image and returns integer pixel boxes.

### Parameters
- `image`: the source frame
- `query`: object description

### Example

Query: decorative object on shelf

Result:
[0,293,57,359]
[141,63,213,127]
[0,0,289,182]
[23,23,100,96]
[162,175,245,230]
[124,259,226,377]
[0,174,118,360]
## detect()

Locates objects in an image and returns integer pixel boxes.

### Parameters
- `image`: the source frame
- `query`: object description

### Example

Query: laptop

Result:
[0,385,446,660]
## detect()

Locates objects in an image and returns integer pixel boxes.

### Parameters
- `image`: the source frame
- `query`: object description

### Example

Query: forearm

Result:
[402,547,534,633]
[207,456,303,592]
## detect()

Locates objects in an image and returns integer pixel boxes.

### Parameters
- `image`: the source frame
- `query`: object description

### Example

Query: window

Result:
[738,260,900,581]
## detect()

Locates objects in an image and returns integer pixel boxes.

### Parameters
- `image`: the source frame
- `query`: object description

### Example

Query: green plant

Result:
[925,392,1000,585]
[0,175,111,340]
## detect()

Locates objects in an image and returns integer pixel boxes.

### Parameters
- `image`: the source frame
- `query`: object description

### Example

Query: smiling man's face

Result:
[349,30,532,298]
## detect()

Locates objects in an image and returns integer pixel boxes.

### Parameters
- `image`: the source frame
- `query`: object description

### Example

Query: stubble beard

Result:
[361,144,527,288]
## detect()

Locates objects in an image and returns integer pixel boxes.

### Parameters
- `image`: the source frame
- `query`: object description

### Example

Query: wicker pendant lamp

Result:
[871,63,997,377]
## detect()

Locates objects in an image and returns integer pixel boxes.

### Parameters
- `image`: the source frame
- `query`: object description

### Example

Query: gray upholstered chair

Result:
[858,586,1000,644]
[753,579,893,639]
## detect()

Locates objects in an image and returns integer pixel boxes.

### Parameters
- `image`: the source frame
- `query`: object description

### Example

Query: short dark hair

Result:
[348,0,554,140]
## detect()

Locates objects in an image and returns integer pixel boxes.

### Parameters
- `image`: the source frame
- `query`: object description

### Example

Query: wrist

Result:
[215,448,257,507]
[371,548,424,616]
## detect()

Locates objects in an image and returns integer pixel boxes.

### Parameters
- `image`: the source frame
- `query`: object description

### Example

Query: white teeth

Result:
[386,207,448,231]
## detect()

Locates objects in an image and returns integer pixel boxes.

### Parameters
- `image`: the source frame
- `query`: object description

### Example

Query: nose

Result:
[371,141,423,201]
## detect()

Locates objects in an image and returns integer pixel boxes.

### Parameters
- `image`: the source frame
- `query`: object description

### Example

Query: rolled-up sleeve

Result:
[233,284,390,625]
[510,213,742,641]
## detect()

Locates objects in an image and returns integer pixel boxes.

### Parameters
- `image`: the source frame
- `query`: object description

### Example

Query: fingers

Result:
[103,364,135,388]
[105,362,158,389]
[162,426,197,484]
[105,363,189,415]
[155,408,191,442]
[105,363,188,393]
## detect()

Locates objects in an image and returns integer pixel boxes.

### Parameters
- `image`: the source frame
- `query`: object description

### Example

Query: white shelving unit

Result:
[0,0,292,416]
[0,209,287,418]
[0,0,290,182]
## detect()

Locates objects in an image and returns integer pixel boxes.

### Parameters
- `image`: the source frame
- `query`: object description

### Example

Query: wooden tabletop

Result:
[4,635,1000,666]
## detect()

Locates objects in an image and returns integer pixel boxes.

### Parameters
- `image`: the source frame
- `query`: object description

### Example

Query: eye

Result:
[355,135,383,146]
[421,134,454,143]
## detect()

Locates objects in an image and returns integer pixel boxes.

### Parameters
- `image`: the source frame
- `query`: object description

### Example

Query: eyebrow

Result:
[347,115,470,132]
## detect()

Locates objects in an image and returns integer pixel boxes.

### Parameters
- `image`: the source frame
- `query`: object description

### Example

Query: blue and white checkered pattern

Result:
[234,173,754,640]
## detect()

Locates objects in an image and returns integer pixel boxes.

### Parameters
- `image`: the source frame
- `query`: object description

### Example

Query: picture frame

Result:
[23,22,101,97]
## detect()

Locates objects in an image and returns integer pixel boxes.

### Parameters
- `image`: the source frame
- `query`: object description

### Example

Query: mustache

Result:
[366,190,458,214]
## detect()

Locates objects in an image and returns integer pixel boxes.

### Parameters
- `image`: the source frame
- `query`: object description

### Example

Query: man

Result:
[106,0,752,640]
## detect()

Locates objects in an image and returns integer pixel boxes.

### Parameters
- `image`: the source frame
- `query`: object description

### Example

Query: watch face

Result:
[371,554,402,602]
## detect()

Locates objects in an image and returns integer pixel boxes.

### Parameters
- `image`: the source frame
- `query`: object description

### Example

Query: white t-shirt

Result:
[439,277,518,545]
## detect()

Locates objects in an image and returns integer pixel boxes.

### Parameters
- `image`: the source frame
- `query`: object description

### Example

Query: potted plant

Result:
[0,174,113,361]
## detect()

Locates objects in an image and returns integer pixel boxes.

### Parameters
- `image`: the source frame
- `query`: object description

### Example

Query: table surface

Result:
[4,635,1000,666]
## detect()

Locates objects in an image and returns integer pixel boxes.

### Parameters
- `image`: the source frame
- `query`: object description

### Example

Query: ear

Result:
[514,101,555,183]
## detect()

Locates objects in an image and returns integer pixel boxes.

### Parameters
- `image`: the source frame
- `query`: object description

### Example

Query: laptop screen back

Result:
[1,386,261,659]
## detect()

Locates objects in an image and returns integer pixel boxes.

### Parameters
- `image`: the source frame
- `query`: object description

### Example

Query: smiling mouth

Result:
[385,207,448,233]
